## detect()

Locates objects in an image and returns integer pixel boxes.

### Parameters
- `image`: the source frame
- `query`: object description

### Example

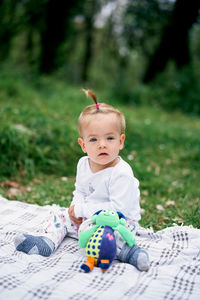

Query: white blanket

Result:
[0,195,199,300]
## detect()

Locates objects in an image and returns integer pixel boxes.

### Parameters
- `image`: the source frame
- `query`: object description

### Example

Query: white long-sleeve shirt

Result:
[72,156,141,222]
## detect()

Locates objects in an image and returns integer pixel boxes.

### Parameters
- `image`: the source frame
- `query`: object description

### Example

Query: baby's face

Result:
[78,113,125,172]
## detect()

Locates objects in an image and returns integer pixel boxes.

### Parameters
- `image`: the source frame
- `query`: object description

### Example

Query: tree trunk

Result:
[143,0,200,83]
[39,1,78,74]
[81,1,98,82]
[0,0,17,60]
[81,16,94,82]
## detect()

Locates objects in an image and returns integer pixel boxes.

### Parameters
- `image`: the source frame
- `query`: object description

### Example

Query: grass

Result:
[0,65,200,231]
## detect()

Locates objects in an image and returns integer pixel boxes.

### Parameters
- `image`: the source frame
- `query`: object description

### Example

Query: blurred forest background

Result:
[1,0,200,112]
[0,0,200,229]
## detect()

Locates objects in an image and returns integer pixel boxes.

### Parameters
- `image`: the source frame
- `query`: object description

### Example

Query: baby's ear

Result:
[78,138,87,153]
[119,134,125,150]
[120,218,126,226]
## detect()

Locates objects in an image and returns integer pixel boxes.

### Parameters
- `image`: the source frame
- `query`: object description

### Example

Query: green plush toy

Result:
[78,209,136,272]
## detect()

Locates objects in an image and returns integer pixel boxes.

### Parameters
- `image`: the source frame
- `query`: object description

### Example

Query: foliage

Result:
[0,65,82,178]
[150,65,200,114]
[0,124,31,177]
[110,63,200,116]
[123,0,173,56]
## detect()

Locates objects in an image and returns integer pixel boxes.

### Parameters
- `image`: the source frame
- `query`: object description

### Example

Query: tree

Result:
[39,0,83,73]
[143,0,200,83]
[0,0,18,60]
[81,1,100,82]
[123,0,172,57]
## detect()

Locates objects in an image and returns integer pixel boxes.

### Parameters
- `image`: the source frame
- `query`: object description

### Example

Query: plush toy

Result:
[78,209,136,272]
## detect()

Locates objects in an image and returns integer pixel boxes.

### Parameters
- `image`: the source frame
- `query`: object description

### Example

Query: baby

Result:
[14,90,149,271]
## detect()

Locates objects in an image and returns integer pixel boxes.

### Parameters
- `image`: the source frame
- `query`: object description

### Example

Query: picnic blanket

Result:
[0,195,200,300]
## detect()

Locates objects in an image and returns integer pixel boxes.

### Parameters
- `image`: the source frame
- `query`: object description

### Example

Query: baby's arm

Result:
[69,171,85,224]
[68,205,82,224]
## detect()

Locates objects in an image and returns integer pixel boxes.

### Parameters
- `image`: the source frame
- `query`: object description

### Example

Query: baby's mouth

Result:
[98,152,108,156]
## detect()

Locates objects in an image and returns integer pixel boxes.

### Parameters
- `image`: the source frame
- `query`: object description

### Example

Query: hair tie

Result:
[82,89,99,110]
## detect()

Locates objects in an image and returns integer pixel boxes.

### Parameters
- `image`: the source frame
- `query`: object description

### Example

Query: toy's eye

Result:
[101,209,107,214]
[109,211,115,215]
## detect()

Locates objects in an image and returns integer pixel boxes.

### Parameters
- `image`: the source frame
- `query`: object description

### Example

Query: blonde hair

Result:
[78,90,126,136]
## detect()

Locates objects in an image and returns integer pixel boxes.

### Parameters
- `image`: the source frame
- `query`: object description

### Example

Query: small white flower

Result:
[166,200,175,206]
[159,144,165,150]
[145,119,151,125]
[127,154,134,160]
[142,190,149,196]
[61,177,68,182]
[13,124,33,135]
[172,181,178,186]
[8,188,20,197]
[156,204,165,211]
[44,200,50,205]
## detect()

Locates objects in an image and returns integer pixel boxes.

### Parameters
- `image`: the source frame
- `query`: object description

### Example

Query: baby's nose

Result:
[99,139,106,147]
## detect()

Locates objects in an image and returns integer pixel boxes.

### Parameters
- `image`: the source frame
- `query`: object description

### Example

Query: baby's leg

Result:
[14,205,77,256]
[117,244,150,271]
[115,222,150,271]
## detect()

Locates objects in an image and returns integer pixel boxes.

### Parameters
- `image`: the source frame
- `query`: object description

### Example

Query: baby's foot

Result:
[118,244,150,272]
[136,252,150,271]
[14,234,55,257]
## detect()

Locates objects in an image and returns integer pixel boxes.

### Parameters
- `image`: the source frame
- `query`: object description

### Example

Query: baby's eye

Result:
[107,136,114,140]
[89,137,97,142]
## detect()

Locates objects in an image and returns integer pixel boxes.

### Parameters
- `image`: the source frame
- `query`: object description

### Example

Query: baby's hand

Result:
[68,205,83,225]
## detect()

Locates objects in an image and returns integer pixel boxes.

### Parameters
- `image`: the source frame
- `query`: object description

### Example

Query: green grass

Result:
[0,66,200,231]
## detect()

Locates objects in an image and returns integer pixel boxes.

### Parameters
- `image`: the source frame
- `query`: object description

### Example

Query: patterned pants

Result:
[36,205,138,256]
